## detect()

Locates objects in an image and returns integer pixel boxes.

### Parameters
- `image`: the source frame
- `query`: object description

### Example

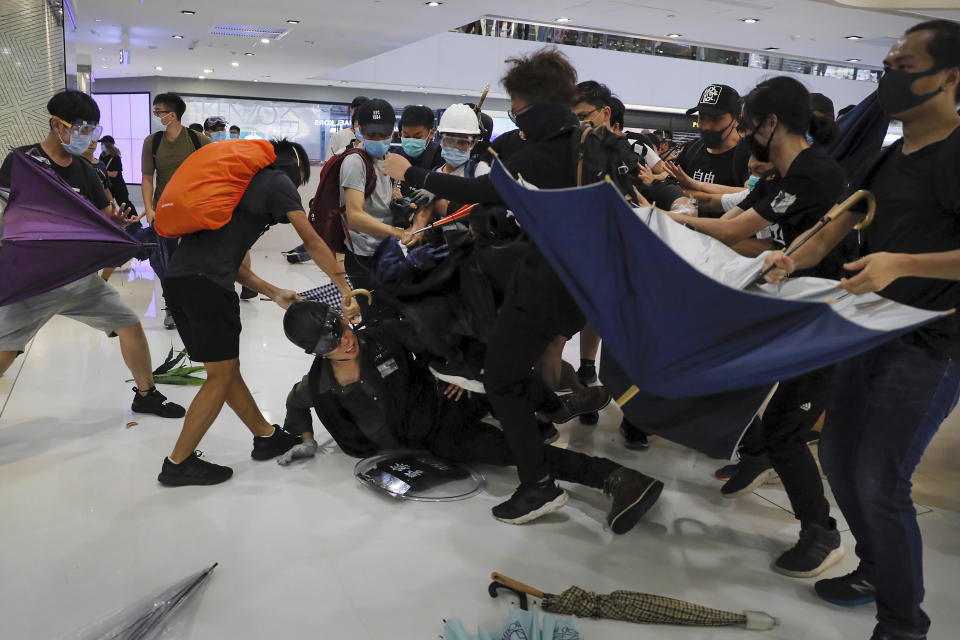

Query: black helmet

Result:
[283,301,344,355]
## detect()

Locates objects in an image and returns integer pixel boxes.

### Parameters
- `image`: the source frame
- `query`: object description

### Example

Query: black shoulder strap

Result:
[186,128,201,150]
[152,128,202,159]
[151,131,162,158]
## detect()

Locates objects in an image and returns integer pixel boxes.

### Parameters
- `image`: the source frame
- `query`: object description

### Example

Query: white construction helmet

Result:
[438,104,481,135]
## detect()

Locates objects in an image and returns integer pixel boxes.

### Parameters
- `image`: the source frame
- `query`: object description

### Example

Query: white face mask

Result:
[152,112,174,131]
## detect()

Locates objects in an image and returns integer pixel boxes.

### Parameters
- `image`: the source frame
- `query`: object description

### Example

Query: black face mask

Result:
[746,121,778,163]
[514,104,578,142]
[700,119,734,149]
[878,67,945,116]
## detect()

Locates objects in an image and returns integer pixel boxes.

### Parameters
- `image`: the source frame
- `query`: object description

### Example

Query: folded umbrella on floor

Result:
[443,605,580,640]
[66,563,217,640]
[0,150,149,306]
[490,573,777,631]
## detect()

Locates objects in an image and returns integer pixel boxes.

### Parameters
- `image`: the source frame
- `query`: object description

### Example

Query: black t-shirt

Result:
[100,152,123,177]
[677,136,751,190]
[0,144,111,210]
[739,147,848,279]
[861,135,960,358]
[166,168,302,290]
[85,158,111,191]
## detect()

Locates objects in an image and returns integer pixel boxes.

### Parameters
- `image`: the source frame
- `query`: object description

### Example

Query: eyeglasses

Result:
[574,107,600,122]
[152,109,173,117]
[507,103,534,125]
[440,135,476,151]
[54,117,103,139]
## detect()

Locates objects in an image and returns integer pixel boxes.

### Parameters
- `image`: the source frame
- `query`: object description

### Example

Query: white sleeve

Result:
[720,189,751,212]
[643,144,661,169]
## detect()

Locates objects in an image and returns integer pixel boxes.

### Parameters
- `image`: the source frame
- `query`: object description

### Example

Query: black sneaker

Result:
[132,387,186,418]
[539,421,559,444]
[492,481,567,524]
[620,418,649,450]
[869,624,926,640]
[603,468,664,534]
[815,564,877,607]
[715,463,739,480]
[157,451,233,486]
[577,363,597,385]
[720,452,777,498]
[251,425,301,461]
[774,518,845,578]
[542,387,611,424]
[239,286,258,300]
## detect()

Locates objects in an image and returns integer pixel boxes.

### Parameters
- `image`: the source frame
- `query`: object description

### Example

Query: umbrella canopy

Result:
[491,573,777,631]
[444,606,580,640]
[489,160,947,399]
[0,150,147,306]
[821,91,890,177]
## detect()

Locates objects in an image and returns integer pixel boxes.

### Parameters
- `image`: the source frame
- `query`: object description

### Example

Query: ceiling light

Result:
[286,19,300,24]
[741,18,758,24]
[666,33,681,38]
[417,86,425,89]
[764,47,780,50]
[181,10,196,15]
[556,17,570,23]
[425,1,442,6]
[231,61,239,67]
[101,65,108,69]
[260,38,270,44]
[847,58,861,63]
[845,35,862,40]
[155,66,163,70]
[172,34,184,39]
[95,19,102,22]
[203,68,213,73]
[253,79,259,83]
[198,75,205,79]
[244,52,255,56]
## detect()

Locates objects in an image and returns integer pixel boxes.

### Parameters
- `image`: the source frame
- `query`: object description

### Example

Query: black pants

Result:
[483,259,584,487]
[742,367,834,527]
[344,251,390,321]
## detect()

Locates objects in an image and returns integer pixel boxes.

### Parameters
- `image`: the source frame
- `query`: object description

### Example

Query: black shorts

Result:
[164,275,241,362]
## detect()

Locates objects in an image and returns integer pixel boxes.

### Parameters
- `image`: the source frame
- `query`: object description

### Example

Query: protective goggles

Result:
[54,117,103,139]
[440,134,476,150]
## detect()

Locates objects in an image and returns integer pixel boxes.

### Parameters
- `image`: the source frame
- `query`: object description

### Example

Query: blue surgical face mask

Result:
[747,174,761,191]
[401,137,427,158]
[59,127,93,155]
[211,131,228,142]
[361,137,391,159]
[230,133,239,138]
[441,147,470,168]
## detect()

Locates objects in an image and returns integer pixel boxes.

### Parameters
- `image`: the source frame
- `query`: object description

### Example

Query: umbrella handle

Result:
[490,572,545,598]
[343,288,372,305]
[616,385,639,408]
[829,189,876,231]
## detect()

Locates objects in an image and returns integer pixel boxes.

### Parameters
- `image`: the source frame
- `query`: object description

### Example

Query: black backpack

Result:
[569,124,642,198]
[150,127,202,160]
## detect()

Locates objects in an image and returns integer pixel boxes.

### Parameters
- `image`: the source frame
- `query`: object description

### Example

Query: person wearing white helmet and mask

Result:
[436,104,490,179]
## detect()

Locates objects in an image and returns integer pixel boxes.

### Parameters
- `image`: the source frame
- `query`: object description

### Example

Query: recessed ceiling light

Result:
[181,10,196,15]
[95,19,102,22]
[155,66,163,70]
[97,47,103,50]
[845,35,862,40]
[203,68,213,73]
[556,17,571,23]
[425,1,442,6]
[198,75,205,79]
[231,61,239,67]
[172,34,184,39]
[764,47,780,50]
[253,79,259,83]
[847,58,861,62]
[244,52,255,56]
[101,65,108,69]
[666,33,681,38]
[286,19,300,24]
[260,38,270,44]
[741,18,758,23]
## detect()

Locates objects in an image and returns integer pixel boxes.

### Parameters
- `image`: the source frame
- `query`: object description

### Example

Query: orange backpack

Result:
[155,139,277,238]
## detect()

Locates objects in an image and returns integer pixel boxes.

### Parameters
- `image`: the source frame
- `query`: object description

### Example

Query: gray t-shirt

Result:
[339,152,394,257]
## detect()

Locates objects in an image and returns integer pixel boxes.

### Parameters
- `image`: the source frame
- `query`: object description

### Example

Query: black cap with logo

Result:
[355,98,396,137]
[686,84,742,116]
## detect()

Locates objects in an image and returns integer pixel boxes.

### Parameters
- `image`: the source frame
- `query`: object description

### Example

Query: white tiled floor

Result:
[2,251,958,640]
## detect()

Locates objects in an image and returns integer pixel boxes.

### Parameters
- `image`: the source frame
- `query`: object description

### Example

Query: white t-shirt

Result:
[439,160,491,178]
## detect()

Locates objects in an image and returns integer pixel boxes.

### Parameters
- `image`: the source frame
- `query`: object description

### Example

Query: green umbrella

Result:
[491,573,778,631]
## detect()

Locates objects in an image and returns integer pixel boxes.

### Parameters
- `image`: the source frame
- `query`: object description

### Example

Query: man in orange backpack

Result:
[157,139,359,487]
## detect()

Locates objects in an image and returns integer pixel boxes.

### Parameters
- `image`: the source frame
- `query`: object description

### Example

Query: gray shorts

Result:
[0,274,141,353]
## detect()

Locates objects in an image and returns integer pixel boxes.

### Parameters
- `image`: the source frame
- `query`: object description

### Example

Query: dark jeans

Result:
[742,367,833,527]
[821,339,960,638]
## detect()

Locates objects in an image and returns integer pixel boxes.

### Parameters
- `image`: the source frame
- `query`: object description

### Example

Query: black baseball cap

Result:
[283,301,344,355]
[355,98,396,137]
[686,84,741,116]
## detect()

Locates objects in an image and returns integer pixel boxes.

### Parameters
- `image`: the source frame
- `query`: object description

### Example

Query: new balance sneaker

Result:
[774,518,845,578]
[132,386,186,418]
[620,418,650,450]
[720,452,777,498]
[163,309,176,330]
[577,363,597,385]
[158,451,233,487]
[492,481,567,524]
[542,387,612,424]
[251,425,301,461]
[239,286,258,300]
[603,467,664,534]
[815,564,877,607]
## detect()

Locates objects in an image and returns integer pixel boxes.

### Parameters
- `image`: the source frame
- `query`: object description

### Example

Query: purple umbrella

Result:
[0,150,146,306]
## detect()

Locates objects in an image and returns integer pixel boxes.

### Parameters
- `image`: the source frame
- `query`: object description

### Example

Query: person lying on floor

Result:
[277,300,664,531]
